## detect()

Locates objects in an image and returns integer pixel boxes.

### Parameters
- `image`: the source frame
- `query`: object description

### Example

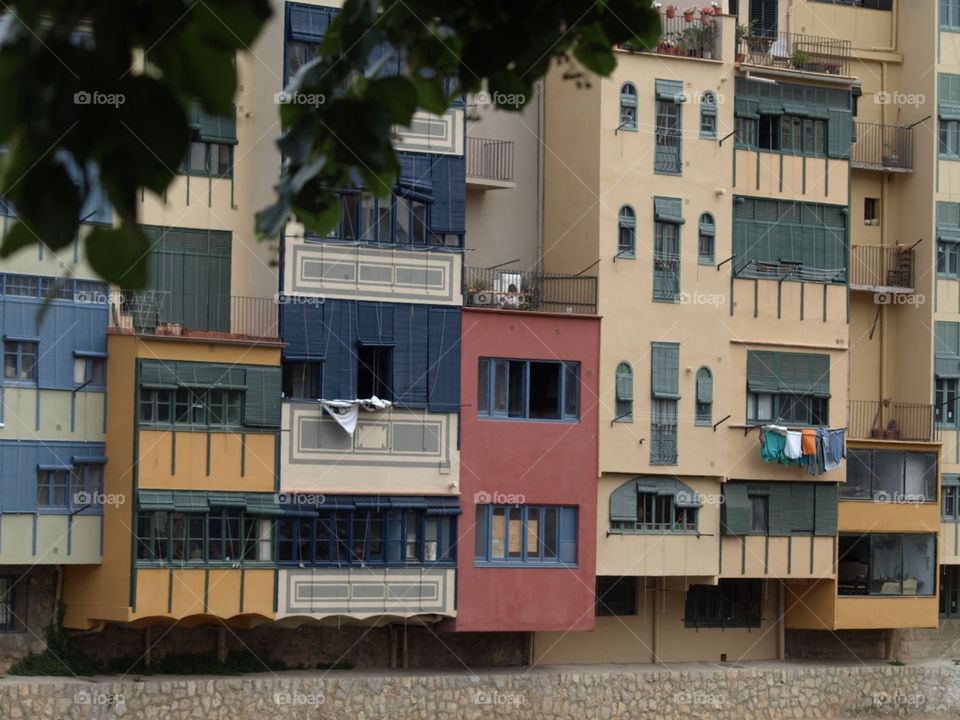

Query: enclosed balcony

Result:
[108,290,280,340]
[463,267,597,315]
[851,121,914,173]
[848,244,916,293]
[465,137,515,190]
[848,400,938,443]
[737,31,851,77]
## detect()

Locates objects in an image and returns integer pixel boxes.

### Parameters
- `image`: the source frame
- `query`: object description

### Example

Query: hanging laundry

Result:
[784,431,803,460]
[801,428,817,456]
[824,429,846,471]
[321,397,394,435]
[760,428,786,463]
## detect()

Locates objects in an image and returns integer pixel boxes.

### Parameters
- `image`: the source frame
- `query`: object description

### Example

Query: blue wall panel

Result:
[0,440,106,512]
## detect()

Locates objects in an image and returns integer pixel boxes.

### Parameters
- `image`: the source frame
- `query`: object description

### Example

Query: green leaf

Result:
[85,224,151,289]
[0,221,38,259]
[257,198,292,239]
[14,159,81,250]
[371,76,418,124]
[410,76,448,115]
[574,23,616,76]
[193,0,272,47]
[294,189,342,238]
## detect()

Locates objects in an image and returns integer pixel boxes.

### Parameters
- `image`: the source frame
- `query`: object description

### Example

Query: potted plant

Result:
[700,5,716,25]
[665,4,678,18]
[735,21,755,61]
[683,5,696,22]
[791,49,811,71]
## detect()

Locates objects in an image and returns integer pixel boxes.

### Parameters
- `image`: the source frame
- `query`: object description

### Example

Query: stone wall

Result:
[2,662,960,719]
[0,567,57,672]
[786,624,960,663]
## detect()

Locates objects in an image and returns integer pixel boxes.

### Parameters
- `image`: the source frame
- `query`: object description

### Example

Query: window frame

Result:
[684,579,763,629]
[938,240,960,277]
[614,362,633,423]
[474,504,577,566]
[697,213,715,265]
[138,386,245,430]
[596,576,637,617]
[838,533,937,597]
[746,391,829,426]
[3,340,38,384]
[654,97,682,175]
[619,82,638,131]
[699,92,718,139]
[282,361,323,400]
[695,367,713,426]
[617,205,636,258]
[477,358,581,423]
[0,576,20,633]
[182,140,234,179]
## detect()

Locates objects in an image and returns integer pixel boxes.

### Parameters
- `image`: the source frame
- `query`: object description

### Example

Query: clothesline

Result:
[758,425,846,475]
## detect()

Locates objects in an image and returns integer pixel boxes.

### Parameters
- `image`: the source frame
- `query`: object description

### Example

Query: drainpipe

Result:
[536,80,545,274]
[870,0,900,53]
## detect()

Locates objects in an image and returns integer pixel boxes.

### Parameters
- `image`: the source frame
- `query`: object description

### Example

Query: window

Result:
[395,196,429,245]
[943,483,958,520]
[746,351,830,426]
[655,98,682,174]
[735,116,757,148]
[779,116,826,156]
[357,346,392,400]
[838,534,936,597]
[750,495,769,533]
[944,0,960,30]
[684,579,762,628]
[73,356,105,386]
[183,141,233,178]
[0,576,19,632]
[812,0,891,8]
[695,367,713,425]
[474,505,577,565]
[139,387,243,428]
[137,510,278,564]
[864,197,879,224]
[842,449,938,503]
[615,362,633,422]
[942,119,960,158]
[619,83,638,131]
[275,509,456,566]
[72,464,104,506]
[937,377,959,426]
[4,275,39,297]
[653,221,680,301]
[617,206,636,257]
[942,566,960,618]
[938,240,960,277]
[700,92,717,139]
[282,361,322,399]
[36,469,69,508]
[651,342,679,465]
[596,577,636,616]
[759,114,780,150]
[477,358,580,421]
[609,478,701,534]
[698,213,715,265]
[3,341,37,382]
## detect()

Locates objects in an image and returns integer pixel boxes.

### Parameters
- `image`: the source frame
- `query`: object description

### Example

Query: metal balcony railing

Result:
[848,400,938,443]
[109,290,280,340]
[650,423,678,465]
[852,121,914,172]
[465,137,515,183]
[738,31,851,76]
[621,10,722,61]
[849,245,915,291]
[463,267,597,315]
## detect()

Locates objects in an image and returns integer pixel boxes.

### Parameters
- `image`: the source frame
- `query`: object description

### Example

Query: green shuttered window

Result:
[721,482,837,536]
[651,343,680,399]
[746,350,830,426]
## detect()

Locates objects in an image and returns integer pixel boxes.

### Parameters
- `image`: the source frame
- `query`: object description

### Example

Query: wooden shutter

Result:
[609,480,639,522]
[427,307,461,412]
[651,343,680,399]
[721,483,751,535]
[393,305,429,407]
[244,366,282,428]
[814,483,839,536]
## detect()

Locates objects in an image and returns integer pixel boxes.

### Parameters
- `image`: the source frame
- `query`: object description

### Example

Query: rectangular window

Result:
[182,141,233,178]
[475,505,577,565]
[139,387,244,429]
[735,116,757,148]
[36,469,69,509]
[357,346,392,400]
[944,0,960,31]
[653,222,680,301]
[136,511,169,561]
[596,576,636,616]
[3,341,37,383]
[938,241,960,277]
[937,377,959,426]
[941,119,960,158]
[0,576,19,632]
[650,399,678,465]
[838,534,936,596]
[944,484,959,519]
[746,351,830,425]
[864,197,879,223]
[477,359,580,421]
[841,449,938,503]
[942,565,960,618]
[73,356,106,386]
[655,99,682,174]
[684,579,763,628]
[750,495,769,533]
[282,361,322,399]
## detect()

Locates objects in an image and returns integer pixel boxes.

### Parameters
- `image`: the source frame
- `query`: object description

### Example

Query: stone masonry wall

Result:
[0,567,57,672]
[2,662,960,719]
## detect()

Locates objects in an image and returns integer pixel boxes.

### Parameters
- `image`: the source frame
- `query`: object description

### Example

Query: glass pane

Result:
[491,508,506,560]
[526,509,541,559]
[563,364,579,418]
[507,361,526,418]
[870,535,902,594]
[359,193,377,241]
[395,197,410,244]
[873,451,904,501]
[528,362,561,420]
[491,360,508,414]
[904,453,937,502]
[902,534,935,595]
[477,360,489,415]
[475,509,488,559]
[507,507,523,559]
[411,201,428,244]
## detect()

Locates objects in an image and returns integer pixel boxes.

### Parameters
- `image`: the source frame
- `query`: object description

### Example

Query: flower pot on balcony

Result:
[666,7,677,18]
[871,428,885,439]
[684,11,695,22]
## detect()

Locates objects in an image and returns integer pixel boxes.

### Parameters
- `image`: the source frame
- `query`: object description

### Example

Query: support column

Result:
[144,626,152,669]
[777,582,786,660]
[216,625,227,664]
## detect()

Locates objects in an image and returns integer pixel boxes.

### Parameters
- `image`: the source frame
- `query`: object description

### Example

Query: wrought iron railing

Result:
[849,245,915,290]
[851,121,914,171]
[109,290,280,339]
[466,137,515,183]
[622,10,722,60]
[463,267,597,315]
[738,31,851,76]
[653,252,681,301]
[650,423,678,465]
[734,260,847,284]
[848,400,938,443]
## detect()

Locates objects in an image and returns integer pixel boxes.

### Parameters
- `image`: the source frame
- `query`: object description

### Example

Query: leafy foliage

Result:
[0,0,659,286]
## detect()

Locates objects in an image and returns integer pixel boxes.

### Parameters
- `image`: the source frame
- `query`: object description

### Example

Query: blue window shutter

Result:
[430,156,466,234]
[559,508,578,563]
[655,79,683,101]
[322,300,356,400]
[287,4,335,42]
[357,302,395,346]
[281,302,327,360]
[610,480,638,522]
[651,342,680,398]
[393,305,429,407]
[427,308,461,412]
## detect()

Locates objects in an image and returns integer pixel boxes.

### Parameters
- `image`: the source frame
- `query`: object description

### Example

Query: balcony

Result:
[737,32,851,77]
[463,267,597,315]
[108,290,279,340]
[849,244,915,293]
[851,121,914,172]
[848,400,939,443]
[465,137,515,189]
[621,9,722,61]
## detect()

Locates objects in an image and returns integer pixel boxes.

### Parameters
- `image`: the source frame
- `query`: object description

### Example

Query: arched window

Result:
[615,362,633,422]
[618,205,636,257]
[700,91,717,138]
[695,367,713,426]
[620,83,638,131]
[698,213,715,265]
